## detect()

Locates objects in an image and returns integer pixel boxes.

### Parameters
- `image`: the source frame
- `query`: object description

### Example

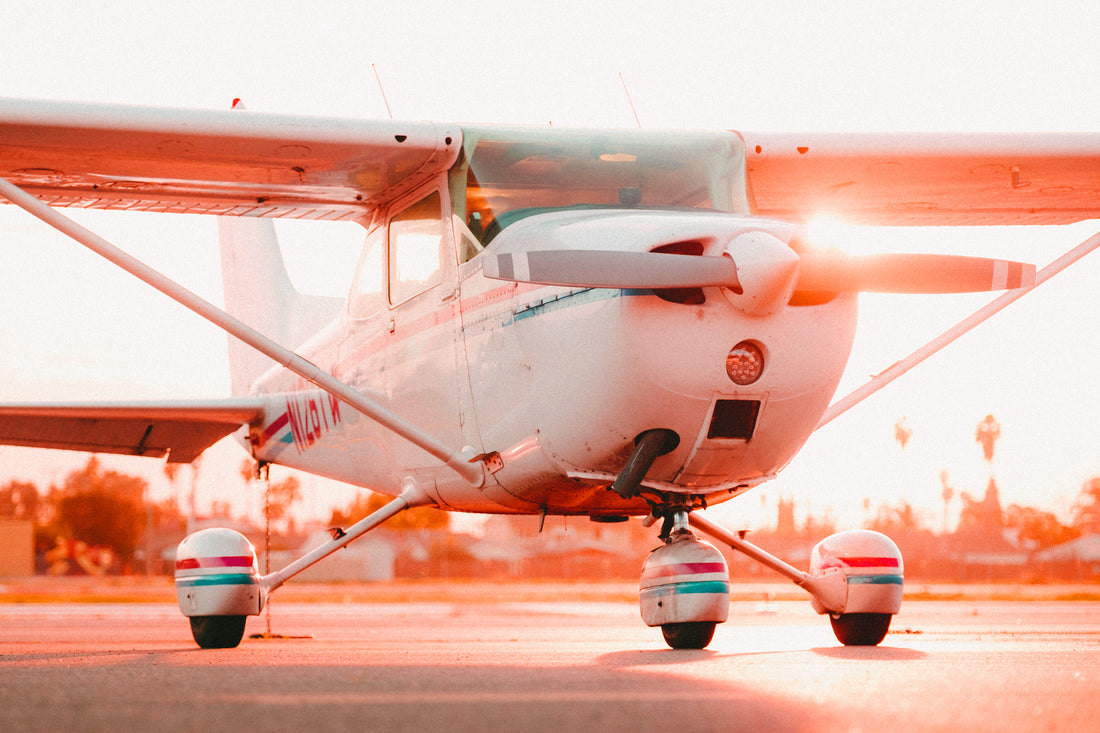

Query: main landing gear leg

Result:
[261,478,432,595]
[687,512,904,647]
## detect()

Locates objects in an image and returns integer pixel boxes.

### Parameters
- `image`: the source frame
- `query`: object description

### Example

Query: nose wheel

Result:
[829,612,892,646]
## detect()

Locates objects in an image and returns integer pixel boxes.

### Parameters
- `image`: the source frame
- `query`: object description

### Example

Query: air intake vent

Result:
[707,399,760,440]
[651,241,706,305]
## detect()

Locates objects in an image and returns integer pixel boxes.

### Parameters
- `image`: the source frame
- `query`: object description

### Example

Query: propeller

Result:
[484,233,1036,313]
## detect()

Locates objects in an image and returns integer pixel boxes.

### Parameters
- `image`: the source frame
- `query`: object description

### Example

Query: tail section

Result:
[218,217,343,395]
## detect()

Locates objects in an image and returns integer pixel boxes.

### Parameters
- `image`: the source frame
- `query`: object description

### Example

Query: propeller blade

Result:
[795,253,1036,294]
[483,245,1035,302]
[484,249,740,290]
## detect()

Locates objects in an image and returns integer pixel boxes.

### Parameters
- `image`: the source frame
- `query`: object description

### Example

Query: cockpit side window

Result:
[389,192,445,305]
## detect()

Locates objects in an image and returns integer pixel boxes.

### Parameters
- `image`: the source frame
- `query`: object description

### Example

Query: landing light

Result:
[726,341,765,385]
[598,152,637,163]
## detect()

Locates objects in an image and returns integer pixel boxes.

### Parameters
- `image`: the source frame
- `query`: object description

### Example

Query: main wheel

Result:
[190,615,247,649]
[661,621,716,650]
[829,612,892,646]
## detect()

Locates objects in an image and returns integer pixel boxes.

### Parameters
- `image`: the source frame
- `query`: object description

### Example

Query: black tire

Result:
[829,613,892,646]
[190,616,247,649]
[661,621,716,650]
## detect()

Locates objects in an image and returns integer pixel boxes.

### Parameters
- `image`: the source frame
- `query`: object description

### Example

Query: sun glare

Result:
[805,215,883,256]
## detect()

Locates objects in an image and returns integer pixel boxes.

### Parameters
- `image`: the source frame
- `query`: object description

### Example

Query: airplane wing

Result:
[0,399,265,463]
[740,132,1100,225]
[0,97,460,221]
[3,99,1095,227]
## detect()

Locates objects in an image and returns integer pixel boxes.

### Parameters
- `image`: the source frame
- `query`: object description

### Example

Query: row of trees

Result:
[764,476,1100,550]
[0,454,456,576]
[748,476,1100,580]
[2,458,166,574]
[0,457,305,574]
[3,453,1098,577]
[862,477,1098,550]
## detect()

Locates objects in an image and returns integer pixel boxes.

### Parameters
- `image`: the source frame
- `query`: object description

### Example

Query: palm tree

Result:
[939,470,955,535]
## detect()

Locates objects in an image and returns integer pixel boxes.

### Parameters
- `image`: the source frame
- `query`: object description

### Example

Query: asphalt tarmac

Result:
[0,594,1097,732]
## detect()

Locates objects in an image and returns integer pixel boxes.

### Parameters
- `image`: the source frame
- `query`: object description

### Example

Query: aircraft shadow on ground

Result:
[597,643,927,668]
[811,645,927,660]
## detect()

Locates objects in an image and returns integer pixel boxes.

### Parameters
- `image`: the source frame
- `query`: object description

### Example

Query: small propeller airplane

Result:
[1,97,1098,650]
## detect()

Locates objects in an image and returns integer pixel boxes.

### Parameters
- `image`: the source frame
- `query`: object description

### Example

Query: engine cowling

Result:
[808,529,903,615]
[639,530,730,627]
[175,528,264,618]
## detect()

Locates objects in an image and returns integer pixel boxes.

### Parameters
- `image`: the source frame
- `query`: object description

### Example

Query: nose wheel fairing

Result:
[640,542,730,625]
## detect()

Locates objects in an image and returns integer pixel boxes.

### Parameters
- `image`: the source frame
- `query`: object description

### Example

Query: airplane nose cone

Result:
[721,231,799,316]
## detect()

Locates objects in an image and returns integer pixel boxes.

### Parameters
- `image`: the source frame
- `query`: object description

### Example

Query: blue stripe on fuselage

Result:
[506,288,652,327]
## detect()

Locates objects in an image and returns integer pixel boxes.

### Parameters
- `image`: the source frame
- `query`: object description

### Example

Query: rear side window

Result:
[348,225,385,320]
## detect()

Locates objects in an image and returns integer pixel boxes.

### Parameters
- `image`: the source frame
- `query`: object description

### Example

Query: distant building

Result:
[0,519,34,576]
[1034,533,1100,578]
[270,531,397,581]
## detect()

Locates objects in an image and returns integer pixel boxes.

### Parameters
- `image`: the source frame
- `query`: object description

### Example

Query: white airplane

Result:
[1,98,1097,650]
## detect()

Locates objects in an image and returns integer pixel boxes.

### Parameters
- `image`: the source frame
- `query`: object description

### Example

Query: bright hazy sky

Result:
[0,0,1097,532]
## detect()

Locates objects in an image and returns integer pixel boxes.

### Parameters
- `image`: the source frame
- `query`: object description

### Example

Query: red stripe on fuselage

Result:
[334,281,542,381]
[263,412,289,438]
[251,410,290,451]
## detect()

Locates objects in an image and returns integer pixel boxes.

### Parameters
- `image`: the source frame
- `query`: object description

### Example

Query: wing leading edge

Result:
[741,132,1100,225]
[0,399,265,463]
[0,97,460,221]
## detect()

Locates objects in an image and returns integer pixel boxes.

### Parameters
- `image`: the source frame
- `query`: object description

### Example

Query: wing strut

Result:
[0,175,486,487]
[262,477,432,595]
[817,227,1100,429]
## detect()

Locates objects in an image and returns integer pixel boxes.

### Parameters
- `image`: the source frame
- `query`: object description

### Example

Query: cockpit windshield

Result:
[449,126,749,255]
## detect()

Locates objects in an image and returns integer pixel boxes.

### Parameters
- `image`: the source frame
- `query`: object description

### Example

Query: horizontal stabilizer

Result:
[0,398,265,463]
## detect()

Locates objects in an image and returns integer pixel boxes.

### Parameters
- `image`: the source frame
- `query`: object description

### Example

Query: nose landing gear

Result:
[639,509,731,650]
